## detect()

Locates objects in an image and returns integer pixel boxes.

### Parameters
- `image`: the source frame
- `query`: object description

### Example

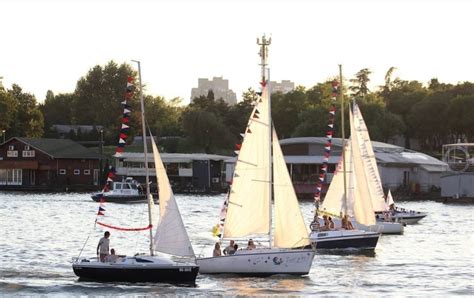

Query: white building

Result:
[270,80,294,94]
[191,77,237,105]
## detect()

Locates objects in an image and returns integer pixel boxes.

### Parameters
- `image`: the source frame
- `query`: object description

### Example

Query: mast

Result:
[133,60,154,256]
[257,34,272,248]
[339,65,348,216]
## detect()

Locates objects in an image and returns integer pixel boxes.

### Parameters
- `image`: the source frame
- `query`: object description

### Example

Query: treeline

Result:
[1,62,473,155]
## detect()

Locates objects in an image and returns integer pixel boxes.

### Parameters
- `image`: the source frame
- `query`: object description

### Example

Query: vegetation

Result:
[1,61,473,156]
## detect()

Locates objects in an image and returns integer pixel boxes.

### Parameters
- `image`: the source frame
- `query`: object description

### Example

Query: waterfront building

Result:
[114,152,231,193]
[270,80,295,94]
[440,143,474,198]
[0,137,101,191]
[191,76,237,105]
[225,137,447,199]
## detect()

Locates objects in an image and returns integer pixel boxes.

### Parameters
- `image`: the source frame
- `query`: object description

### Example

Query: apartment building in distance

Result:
[191,76,237,105]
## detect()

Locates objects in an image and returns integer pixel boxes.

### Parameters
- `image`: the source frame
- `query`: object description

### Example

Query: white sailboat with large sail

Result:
[196,36,315,276]
[310,66,380,249]
[73,62,199,283]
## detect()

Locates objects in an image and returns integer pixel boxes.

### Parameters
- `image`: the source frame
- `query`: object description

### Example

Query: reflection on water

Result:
[0,192,473,295]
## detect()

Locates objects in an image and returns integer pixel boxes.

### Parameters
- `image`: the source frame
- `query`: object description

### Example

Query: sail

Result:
[386,189,394,206]
[349,109,376,226]
[352,104,387,211]
[151,137,195,257]
[223,86,271,238]
[320,142,352,217]
[273,128,310,248]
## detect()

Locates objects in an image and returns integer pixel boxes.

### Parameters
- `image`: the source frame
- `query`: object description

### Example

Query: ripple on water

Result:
[0,192,473,295]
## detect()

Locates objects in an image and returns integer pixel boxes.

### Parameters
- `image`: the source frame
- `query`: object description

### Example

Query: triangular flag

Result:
[235,144,242,150]
[121,124,130,130]
[123,108,131,114]
[97,211,104,216]
[119,138,126,144]
[247,128,252,133]
[240,133,246,138]
[234,150,240,155]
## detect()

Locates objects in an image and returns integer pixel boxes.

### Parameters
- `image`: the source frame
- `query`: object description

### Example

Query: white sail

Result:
[223,86,271,238]
[386,189,395,206]
[151,137,195,257]
[320,142,352,217]
[352,104,387,211]
[349,109,376,226]
[272,128,310,248]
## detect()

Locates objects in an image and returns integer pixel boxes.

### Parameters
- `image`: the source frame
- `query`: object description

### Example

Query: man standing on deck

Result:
[97,231,110,262]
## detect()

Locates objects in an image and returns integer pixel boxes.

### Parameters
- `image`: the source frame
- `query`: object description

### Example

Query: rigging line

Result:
[228,200,243,207]
[236,160,258,167]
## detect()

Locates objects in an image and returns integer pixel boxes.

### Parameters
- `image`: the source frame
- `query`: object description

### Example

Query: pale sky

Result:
[1,0,473,104]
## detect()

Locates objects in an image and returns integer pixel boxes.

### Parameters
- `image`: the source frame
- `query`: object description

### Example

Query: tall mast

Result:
[257,34,272,248]
[339,65,348,216]
[133,60,154,256]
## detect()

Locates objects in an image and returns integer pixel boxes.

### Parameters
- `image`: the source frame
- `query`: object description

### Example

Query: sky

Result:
[0,0,473,104]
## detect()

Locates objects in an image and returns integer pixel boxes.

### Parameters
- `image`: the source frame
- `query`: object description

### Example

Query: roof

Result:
[117,152,232,163]
[280,137,405,153]
[15,137,101,159]
[51,124,103,134]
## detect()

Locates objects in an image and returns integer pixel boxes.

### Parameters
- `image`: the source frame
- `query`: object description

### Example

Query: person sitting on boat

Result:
[231,244,238,254]
[321,215,330,231]
[223,240,235,255]
[106,248,119,263]
[310,214,321,231]
[97,231,110,262]
[213,242,222,257]
[344,215,354,230]
[328,217,335,230]
[247,239,256,250]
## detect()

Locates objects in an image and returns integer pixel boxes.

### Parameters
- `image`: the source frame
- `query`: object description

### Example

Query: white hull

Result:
[196,248,315,275]
[390,212,427,224]
[327,217,404,234]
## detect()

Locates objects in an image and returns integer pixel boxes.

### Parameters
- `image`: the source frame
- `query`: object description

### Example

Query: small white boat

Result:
[382,190,427,224]
[196,36,315,276]
[91,178,149,203]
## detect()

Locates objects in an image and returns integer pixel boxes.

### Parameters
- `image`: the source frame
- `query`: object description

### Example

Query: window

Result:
[24,145,30,150]
[123,184,131,189]
[8,145,14,150]
[7,150,18,157]
[115,183,122,190]
[84,169,91,175]
[74,169,80,175]
[59,169,66,175]
[22,150,35,157]
[0,169,22,185]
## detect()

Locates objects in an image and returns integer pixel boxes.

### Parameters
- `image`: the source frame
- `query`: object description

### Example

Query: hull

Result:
[309,230,380,250]
[72,256,198,283]
[196,248,315,276]
[391,213,427,224]
[91,193,155,204]
[328,217,404,235]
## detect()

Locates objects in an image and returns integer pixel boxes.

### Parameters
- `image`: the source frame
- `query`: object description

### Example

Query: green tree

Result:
[7,84,44,137]
[349,68,372,99]
[272,86,308,139]
[40,91,75,132]
[0,86,17,139]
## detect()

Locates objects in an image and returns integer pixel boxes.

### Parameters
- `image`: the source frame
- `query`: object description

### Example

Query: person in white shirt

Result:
[97,231,110,262]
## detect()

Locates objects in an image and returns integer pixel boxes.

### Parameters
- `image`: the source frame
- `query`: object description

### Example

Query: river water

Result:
[0,192,472,296]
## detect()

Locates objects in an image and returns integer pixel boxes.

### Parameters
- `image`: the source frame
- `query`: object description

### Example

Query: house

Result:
[114,152,230,193]
[0,137,101,191]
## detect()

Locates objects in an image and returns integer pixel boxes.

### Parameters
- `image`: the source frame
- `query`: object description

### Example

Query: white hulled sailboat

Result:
[196,36,315,276]
[73,62,199,283]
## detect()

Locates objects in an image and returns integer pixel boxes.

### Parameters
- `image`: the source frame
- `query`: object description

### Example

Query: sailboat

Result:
[383,189,427,224]
[310,66,380,250]
[316,76,403,235]
[196,36,315,276]
[73,62,199,283]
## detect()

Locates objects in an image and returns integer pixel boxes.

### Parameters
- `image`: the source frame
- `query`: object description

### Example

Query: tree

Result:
[7,84,44,137]
[40,91,75,132]
[349,68,372,99]
[0,86,17,139]
[272,86,309,139]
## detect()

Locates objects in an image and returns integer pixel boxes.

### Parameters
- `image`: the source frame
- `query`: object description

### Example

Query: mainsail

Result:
[223,86,271,238]
[320,108,376,226]
[151,137,195,257]
[272,128,310,248]
[352,104,387,212]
